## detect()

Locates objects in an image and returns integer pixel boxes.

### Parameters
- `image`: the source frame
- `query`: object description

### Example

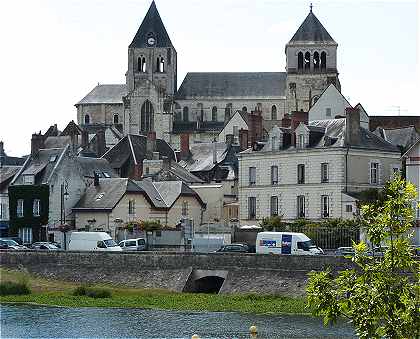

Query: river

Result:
[1,304,355,338]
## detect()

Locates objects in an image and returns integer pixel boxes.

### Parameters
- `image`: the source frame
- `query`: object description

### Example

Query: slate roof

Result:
[289,10,335,44]
[102,134,176,169]
[129,1,173,48]
[73,178,205,211]
[175,72,287,99]
[76,84,127,105]
[75,157,117,178]
[179,142,229,173]
[373,126,419,150]
[0,166,21,189]
[44,136,72,149]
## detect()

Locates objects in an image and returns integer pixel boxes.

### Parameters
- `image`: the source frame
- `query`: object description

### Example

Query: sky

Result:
[0,0,418,157]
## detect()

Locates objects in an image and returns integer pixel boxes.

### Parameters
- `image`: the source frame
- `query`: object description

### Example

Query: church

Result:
[75,1,340,150]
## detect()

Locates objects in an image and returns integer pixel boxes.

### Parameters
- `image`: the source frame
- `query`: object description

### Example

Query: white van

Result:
[68,232,122,252]
[118,238,146,251]
[256,232,323,255]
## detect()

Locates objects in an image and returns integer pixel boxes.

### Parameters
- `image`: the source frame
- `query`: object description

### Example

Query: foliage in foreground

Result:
[72,285,112,298]
[0,281,31,296]
[306,175,420,339]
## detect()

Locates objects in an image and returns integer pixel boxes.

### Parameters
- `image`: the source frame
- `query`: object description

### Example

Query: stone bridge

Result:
[0,251,353,295]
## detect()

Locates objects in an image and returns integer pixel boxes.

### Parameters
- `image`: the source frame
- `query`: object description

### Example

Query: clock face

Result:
[147,37,156,46]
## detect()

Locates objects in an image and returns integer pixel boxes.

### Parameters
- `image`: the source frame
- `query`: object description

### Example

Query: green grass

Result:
[0,268,310,315]
[72,286,112,298]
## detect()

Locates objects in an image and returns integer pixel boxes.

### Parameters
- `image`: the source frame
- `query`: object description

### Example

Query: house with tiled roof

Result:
[238,107,401,224]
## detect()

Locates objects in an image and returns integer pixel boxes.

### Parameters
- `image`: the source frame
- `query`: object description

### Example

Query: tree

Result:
[259,215,284,231]
[306,175,420,339]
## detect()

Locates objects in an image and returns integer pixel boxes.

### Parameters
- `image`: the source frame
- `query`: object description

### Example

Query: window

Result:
[19,227,32,244]
[242,106,247,112]
[326,108,331,117]
[297,195,305,218]
[370,162,379,184]
[321,163,329,183]
[182,201,188,216]
[0,203,6,220]
[225,103,232,120]
[84,114,90,124]
[271,105,277,120]
[297,164,305,184]
[113,114,119,124]
[320,51,326,69]
[298,52,303,70]
[233,125,239,144]
[128,200,135,215]
[183,107,189,122]
[249,167,256,186]
[271,166,278,185]
[102,172,111,178]
[270,196,278,216]
[156,56,165,72]
[313,51,320,70]
[140,100,154,133]
[23,175,34,185]
[345,205,353,213]
[49,155,57,162]
[33,199,40,217]
[138,56,146,72]
[297,134,305,148]
[321,195,329,218]
[17,199,24,218]
[248,197,256,220]
[212,106,217,121]
[304,52,310,70]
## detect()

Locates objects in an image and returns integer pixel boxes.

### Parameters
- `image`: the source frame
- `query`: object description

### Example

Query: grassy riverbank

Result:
[0,268,309,314]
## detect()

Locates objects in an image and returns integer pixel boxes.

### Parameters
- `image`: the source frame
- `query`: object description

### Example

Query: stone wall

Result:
[0,251,353,295]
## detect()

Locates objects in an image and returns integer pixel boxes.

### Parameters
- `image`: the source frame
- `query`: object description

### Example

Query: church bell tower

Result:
[126,1,177,95]
[285,6,340,113]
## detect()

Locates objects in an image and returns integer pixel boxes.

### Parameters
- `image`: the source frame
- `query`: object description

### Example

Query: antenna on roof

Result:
[310,2,313,13]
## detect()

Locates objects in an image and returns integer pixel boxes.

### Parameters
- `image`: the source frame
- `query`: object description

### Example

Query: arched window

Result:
[84,114,90,124]
[304,52,310,70]
[156,56,165,73]
[212,106,217,121]
[198,103,204,121]
[113,114,119,124]
[183,107,189,122]
[271,105,277,120]
[320,52,326,69]
[242,106,247,112]
[140,100,154,133]
[138,56,146,72]
[313,51,320,70]
[225,103,232,120]
[298,52,304,70]
[256,103,262,112]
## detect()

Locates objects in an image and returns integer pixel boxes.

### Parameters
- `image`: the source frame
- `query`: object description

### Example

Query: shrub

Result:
[72,285,111,298]
[0,281,31,296]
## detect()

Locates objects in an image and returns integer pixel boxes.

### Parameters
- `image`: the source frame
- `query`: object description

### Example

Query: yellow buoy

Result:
[250,325,258,334]
[191,335,200,339]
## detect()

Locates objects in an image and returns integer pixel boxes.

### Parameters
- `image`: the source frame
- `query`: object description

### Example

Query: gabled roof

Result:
[129,1,173,48]
[102,134,176,169]
[289,10,335,44]
[175,72,286,99]
[374,126,419,150]
[76,84,127,105]
[179,142,230,173]
[0,166,21,189]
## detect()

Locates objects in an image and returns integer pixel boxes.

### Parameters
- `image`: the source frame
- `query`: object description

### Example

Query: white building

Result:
[238,108,401,224]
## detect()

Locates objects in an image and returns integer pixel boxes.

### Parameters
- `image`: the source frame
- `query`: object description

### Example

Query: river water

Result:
[1,304,355,338]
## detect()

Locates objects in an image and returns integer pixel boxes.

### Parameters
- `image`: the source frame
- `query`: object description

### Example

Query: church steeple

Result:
[129,1,173,48]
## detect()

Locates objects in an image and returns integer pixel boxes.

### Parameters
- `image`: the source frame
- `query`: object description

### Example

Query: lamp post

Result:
[60,181,69,249]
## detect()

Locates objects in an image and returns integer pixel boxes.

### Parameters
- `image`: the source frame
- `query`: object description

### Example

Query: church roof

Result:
[76,84,127,106]
[175,72,286,99]
[289,10,335,44]
[129,1,173,48]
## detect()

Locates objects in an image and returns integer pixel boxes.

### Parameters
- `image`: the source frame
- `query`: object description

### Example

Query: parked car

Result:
[256,232,324,255]
[0,237,23,245]
[68,232,122,252]
[335,247,355,256]
[30,242,61,251]
[216,243,250,253]
[118,238,146,251]
[0,239,27,250]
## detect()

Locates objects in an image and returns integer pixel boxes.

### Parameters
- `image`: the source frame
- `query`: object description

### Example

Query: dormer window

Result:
[297,134,306,148]
[23,175,35,185]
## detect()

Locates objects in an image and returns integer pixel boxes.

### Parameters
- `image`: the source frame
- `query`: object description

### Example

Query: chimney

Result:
[345,107,361,145]
[146,131,157,155]
[239,129,248,151]
[290,111,308,146]
[212,141,217,164]
[0,141,4,167]
[180,133,190,160]
[93,171,100,186]
[31,132,45,157]
[81,130,89,151]
[95,129,106,157]
[225,134,234,145]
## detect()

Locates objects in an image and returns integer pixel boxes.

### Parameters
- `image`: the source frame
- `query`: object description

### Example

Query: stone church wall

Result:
[77,103,124,126]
